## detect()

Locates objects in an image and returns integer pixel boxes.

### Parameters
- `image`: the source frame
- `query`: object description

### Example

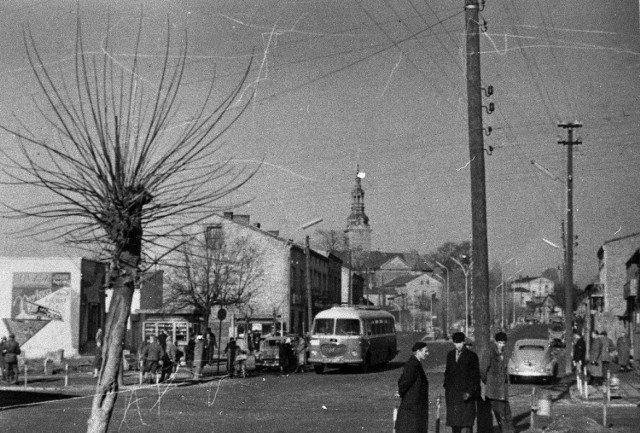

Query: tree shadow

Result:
[0,390,76,410]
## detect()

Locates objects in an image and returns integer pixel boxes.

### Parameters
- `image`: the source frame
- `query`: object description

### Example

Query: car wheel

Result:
[314,364,324,375]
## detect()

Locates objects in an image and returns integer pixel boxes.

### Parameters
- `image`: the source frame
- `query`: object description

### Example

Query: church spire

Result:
[346,165,372,251]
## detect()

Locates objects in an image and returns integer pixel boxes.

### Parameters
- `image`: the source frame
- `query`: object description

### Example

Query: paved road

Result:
[0,330,637,432]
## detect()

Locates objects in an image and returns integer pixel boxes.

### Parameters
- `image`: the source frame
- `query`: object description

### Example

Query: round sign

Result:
[217,308,227,321]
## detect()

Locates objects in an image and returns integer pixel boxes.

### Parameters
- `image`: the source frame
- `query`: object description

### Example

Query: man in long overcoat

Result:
[481,332,513,433]
[444,332,480,433]
[395,341,429,433]
[588,329,603,385]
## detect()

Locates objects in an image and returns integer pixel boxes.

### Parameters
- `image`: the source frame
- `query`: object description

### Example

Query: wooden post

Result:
[64,363,69,387]
[530,387,537,429]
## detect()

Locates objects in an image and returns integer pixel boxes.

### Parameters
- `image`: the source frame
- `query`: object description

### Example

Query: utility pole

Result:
[305,235,313,334]
[558,122,581,374]
[465,0,490,350]
[466,2,493,430]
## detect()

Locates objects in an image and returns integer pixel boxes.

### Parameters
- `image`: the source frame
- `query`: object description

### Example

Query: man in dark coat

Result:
[395,341,429,433]
[444,331,480,433]
[2,334,21,384]
[481,332,513,433]
[572,329,586,371]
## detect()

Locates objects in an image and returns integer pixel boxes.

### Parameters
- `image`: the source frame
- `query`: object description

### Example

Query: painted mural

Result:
[12,272,70,320]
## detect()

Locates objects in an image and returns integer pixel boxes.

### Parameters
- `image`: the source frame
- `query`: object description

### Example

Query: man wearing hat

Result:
[444,332,480,433]
[395,341,429,433]
[481,332,513,433]
[2,334,21,384]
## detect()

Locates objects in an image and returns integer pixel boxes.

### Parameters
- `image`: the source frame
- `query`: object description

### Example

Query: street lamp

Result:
[299,218,323,334]
[450,256,470,336]
[431,274,449,339]
[501,257,516,330]
[434,261,450,339]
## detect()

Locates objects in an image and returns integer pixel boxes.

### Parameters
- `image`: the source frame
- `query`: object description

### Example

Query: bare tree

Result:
[0,18,255,433]
[164,232,265,327]
[315,229,347,253]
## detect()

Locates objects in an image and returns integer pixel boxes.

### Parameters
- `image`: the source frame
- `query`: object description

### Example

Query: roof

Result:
[381,274,422,287]
[314,306,395,320]
[332,250,432,272]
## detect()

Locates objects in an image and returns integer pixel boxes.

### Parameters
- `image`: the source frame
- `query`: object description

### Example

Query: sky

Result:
[0,0,639,288]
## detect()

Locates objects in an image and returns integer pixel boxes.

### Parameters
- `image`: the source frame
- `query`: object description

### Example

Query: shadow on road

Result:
[0,390,77,410]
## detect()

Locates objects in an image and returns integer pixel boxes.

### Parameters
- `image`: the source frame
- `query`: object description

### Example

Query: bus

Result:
[308,306,397,374]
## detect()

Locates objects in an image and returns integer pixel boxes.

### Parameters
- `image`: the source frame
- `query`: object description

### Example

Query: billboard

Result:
[11,272,70,320]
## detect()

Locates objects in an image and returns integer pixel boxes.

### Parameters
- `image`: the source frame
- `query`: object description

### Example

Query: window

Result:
[313,319,334,335]
[205,224,224,249]
[336,319,360,335]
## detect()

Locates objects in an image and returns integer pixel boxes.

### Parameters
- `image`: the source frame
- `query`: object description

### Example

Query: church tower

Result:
[345,165,372,251]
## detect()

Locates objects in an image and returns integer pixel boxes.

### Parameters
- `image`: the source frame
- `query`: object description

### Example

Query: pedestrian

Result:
[224,337,238,378]
[0,336,7,382]
[279,337,293,373]
[2,334,21,385]
[161,338,178,382]
[294,334,308,373]
[158,331,168,351]
[93,338,103,378]
[141,335,165,383]
[444,331,480,433]
[481,332,514,433]
[205,327,217,366]
[600,331,616,377]
[185,336,195,368]
[588,329,603,385]
[395,341,429,433]
[616,330,632,372]
[572,329,586,372]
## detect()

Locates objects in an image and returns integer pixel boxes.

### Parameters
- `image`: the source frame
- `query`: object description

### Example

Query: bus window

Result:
[313,319,334,335]
[336,319,360,336]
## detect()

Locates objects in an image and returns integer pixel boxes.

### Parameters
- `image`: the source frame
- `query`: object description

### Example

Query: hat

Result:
[411,341,428,352]
[494,332,507,342]
[452,332,465,343]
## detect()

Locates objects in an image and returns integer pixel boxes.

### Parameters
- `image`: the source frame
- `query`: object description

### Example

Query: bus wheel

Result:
[314,364,324,375]
[360,354,370,374]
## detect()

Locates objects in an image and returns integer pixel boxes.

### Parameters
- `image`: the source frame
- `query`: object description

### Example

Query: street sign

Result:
[217,308,227,321]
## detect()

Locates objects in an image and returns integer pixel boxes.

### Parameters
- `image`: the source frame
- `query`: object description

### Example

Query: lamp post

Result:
[450,256,470,336]
[435,261,450,339]
[501,257,516,330]
[299,218,323,334]
[432,273,446,338]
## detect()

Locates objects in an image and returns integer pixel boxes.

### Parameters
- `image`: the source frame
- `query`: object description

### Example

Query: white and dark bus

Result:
[308,306,397,374]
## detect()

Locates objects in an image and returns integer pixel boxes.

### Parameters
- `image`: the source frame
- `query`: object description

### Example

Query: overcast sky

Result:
[0,0,639,288]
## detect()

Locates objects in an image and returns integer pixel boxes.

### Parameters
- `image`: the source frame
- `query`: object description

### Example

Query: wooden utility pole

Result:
[465,0,490,351]
[465,1,493,430]
[558,122,582,374]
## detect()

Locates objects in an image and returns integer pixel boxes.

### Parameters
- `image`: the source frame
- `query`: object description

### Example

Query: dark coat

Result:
[572,337,586,365]
[444,346,480,427]
[395,355,429,433]
[2,339,21,364]
[616,336,630,366]
[481,344,509,401]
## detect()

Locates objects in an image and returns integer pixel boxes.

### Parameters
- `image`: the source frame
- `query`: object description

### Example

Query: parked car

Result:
[507,338,559,383]
[255,334,297,371]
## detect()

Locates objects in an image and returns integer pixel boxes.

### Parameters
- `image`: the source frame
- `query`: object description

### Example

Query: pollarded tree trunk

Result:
[87,250,139,433]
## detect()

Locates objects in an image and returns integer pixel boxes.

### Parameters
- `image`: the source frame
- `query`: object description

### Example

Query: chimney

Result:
[223,211,233,220]
[253,222,261,229]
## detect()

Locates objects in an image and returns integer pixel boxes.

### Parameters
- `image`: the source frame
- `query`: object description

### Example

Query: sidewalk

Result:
[0,363,232,394]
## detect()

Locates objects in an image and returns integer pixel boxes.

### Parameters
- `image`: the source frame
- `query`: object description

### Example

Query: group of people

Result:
[137,333,183,383]
[395,331,514,433]
[572,328,633,386]
[1,334,21,384]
